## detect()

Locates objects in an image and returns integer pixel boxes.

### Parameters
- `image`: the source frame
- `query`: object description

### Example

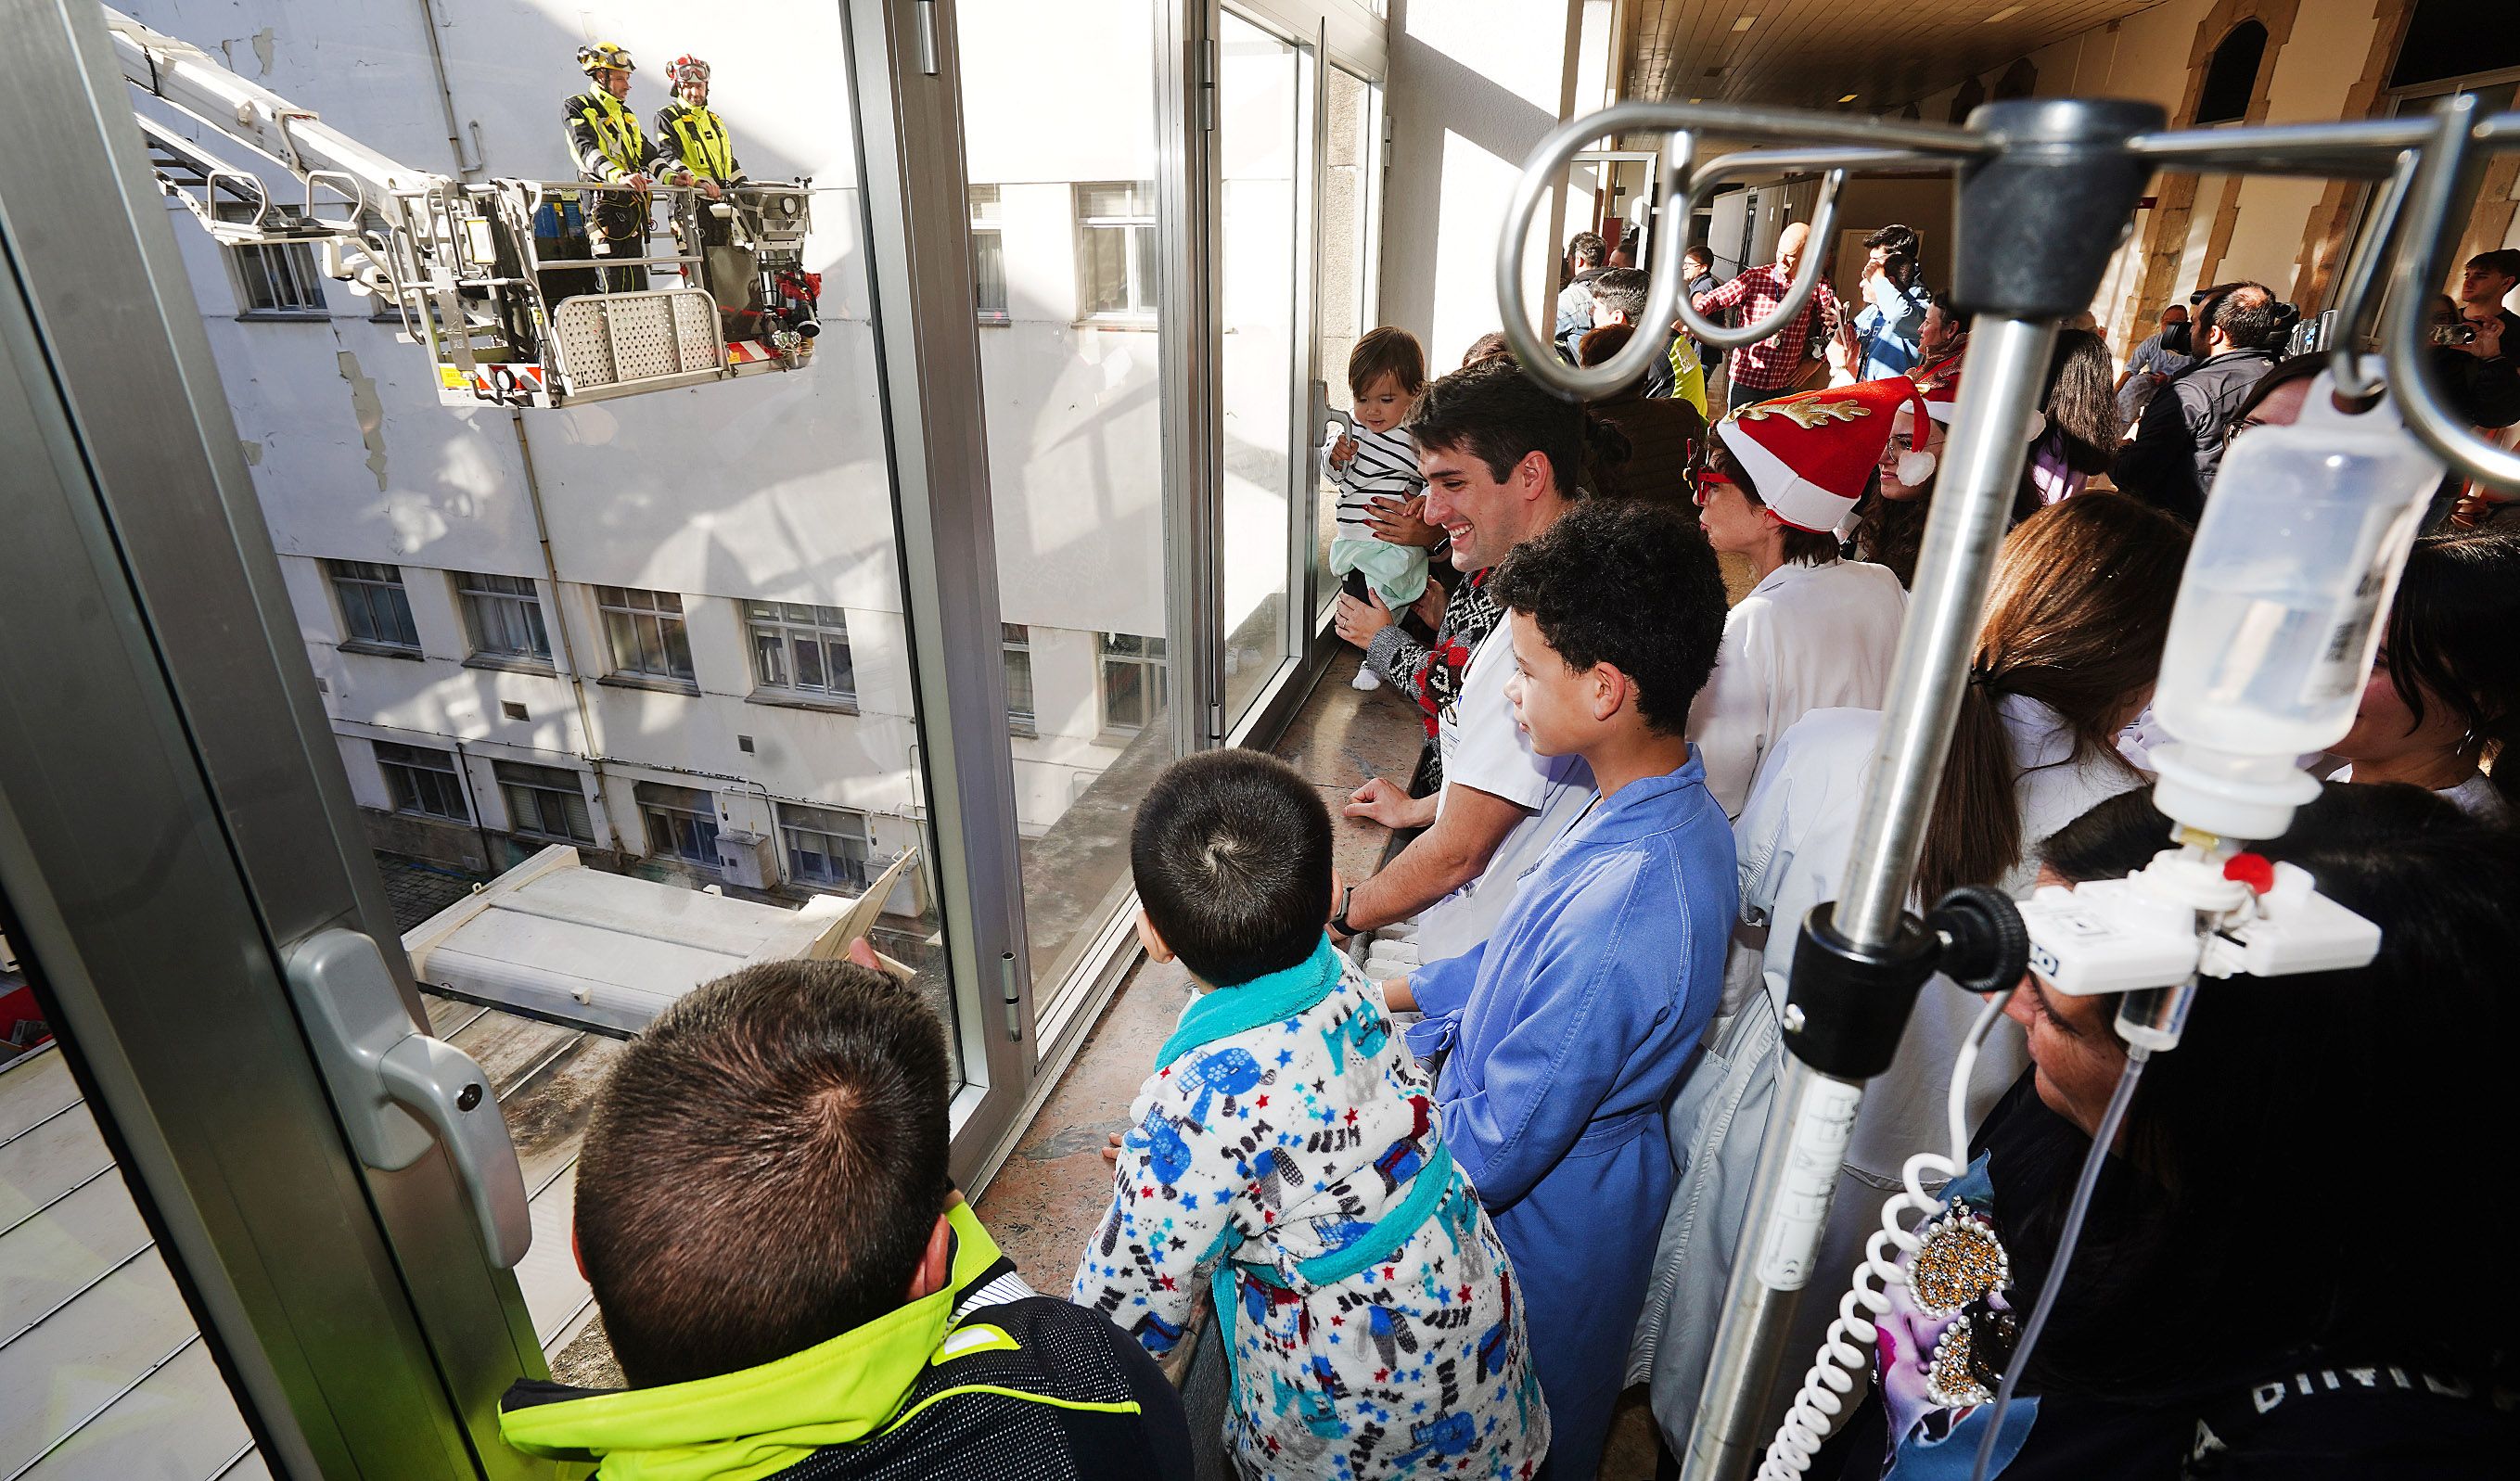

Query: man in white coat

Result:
[1684,377,1922,816]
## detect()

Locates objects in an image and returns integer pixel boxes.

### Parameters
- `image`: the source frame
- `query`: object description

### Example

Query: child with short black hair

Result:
[1327,327,1433,691]
[500,956,1192,1480]
[1076,749,1545,1481]
[1380,497,1737,1481]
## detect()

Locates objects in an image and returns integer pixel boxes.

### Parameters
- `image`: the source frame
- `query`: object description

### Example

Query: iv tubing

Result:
[1754,990,2015,1479]
[1964,1044,2151,1481]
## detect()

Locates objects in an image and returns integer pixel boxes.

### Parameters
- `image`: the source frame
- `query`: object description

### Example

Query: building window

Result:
[780,802,871,890]
[2194,19,2268,126]
[457,572,552,662]
[597,586,696,684]
[971,184,1008,323]
[635,782,720,868]
[221,207,328,318]
[329,560,420,653]
[1098,631,1168,734]
[495,760,593,843]
[375,740,470,822]
[1003,623,1036,734]
[1076,182,1157,321]
[746,601,856,702]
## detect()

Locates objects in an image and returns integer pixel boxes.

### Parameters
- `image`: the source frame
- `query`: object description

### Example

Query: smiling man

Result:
[1334,360,1601,962]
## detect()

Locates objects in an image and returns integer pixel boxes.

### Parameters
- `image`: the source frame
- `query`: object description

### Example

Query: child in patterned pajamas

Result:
[1074,750,1544,1481]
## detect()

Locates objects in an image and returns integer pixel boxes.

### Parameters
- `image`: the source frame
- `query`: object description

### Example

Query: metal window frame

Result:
[454,572,550,661]
[1076,180,1162,321]
[778,801,874,890]
[0,4,550,1473]
[596,585,696,682]
[374,740,472,823]
[330,558,421,650]
[744,601,858,700]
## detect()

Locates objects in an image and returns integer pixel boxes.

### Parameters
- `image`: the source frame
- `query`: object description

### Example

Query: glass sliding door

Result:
[1218,8,1311,732]
[957,0,1180,1035]
[1315,61,1386,621]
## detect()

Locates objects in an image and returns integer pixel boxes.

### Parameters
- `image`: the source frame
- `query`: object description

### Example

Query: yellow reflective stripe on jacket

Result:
[666,107,736,181]
[578,93,649,178]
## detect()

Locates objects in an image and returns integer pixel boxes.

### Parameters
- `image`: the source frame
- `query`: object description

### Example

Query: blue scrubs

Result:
[1406,753,1739,1481]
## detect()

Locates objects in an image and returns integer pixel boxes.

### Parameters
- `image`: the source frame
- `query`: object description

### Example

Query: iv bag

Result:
[2150,365,2441,841]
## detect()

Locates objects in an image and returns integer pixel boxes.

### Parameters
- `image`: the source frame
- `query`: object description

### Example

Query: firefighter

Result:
[562,42,686,291]
[655,55,745,239]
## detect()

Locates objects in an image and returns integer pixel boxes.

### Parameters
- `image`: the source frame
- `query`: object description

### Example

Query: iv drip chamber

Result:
[2150,364,2442,841]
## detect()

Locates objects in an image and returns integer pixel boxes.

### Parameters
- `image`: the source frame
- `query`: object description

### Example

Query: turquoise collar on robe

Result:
[1155,935,1344,1066]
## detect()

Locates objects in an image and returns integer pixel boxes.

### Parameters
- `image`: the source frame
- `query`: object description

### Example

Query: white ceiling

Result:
[1622,0,2169,113]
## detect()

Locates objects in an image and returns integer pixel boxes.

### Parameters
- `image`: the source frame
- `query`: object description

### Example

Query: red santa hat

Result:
[1717,377,1934,532]
[1891,361,2048,486]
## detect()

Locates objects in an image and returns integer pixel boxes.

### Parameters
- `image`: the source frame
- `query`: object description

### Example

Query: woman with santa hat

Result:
[1684,377,1922,817]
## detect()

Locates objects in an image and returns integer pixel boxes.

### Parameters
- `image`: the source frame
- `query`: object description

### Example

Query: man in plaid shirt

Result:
[1692,222,1840,414]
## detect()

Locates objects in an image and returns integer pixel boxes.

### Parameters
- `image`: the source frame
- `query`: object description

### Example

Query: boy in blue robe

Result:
[1379,497,1737,1480]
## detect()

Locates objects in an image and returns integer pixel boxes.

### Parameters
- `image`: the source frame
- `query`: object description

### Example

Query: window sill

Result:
[462,653,560,678]
[597,672,702,698]
[977,313,1012,326]
[392,809,472,825]
[1074,316,1158,332]
[744,688,862,717]
[1094,728,1146,747]
[236,310,332,324]
[1008,718,1039,739]
[338,641,424,661]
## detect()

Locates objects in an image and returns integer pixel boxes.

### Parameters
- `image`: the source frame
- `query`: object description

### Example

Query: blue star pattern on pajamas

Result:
[1075,956,1545,1480]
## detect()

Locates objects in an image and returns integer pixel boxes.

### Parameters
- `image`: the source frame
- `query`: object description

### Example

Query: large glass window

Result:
[965,0,1176,1022]
[1316,64,1384,615]
[327,559,419,653]
[1217,11,1307,728]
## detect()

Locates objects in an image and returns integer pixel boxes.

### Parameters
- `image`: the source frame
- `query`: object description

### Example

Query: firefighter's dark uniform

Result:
[562,88,664,291]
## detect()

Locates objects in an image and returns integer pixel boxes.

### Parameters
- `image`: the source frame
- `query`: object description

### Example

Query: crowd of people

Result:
[488,221,2519,1481]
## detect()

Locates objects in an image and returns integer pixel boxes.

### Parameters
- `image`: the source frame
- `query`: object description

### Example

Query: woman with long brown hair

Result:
[1636,492,2192,1459]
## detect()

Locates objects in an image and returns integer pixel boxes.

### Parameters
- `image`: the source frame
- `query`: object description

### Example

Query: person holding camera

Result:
[1850,223,1932,378]
[2112,281,2286,523]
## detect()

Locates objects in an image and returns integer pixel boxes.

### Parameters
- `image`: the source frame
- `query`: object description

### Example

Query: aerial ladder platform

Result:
[107,6,820,408]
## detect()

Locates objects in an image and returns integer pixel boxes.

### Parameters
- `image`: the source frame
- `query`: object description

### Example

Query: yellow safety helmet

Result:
[577,42,634,77]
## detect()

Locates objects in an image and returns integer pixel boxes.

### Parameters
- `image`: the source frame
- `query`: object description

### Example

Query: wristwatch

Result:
[1330,885,1357,937]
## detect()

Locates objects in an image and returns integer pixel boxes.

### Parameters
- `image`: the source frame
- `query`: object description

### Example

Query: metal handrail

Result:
[2384,94,2520,489]
[2325,146,2418,399]
[1493,100,1988,401]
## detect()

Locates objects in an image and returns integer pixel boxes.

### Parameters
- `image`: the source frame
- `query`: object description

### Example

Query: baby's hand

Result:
[1330,433,1356,468]
[1103,1130,1125,1165]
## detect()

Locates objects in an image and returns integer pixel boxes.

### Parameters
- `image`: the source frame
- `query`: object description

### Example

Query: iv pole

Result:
[1495,94,2520,1481]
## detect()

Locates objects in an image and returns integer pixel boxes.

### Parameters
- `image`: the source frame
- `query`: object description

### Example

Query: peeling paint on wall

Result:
[336,350,390,490]
[218,27,278,77]
[240,439,263,466]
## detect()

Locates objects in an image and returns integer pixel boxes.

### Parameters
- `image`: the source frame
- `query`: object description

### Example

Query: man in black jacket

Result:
[2114,281,2283,523]
[499,951,1193,1481]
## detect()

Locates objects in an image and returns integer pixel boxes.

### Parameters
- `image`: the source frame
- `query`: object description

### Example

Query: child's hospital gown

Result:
[1075,938,1546,1481]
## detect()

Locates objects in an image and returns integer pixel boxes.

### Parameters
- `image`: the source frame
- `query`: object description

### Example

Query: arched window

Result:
[1993,57,2037,101]
[2194,19,2268,125]
[1948,75,1986,125]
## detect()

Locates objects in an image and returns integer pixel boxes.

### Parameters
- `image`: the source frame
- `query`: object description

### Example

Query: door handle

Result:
[284,928,533,1269]
[1311,377,1351,453]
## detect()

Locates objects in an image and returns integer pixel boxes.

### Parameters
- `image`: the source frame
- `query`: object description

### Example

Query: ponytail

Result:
[1916,672,2025,902]
[1912,495,2191,899]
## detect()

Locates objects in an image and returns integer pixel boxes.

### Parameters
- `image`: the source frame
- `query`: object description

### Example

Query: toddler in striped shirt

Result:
[1326,328,1432,691]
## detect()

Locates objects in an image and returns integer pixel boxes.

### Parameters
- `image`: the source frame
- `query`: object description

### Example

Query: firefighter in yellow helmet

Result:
[561,42,693,291]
